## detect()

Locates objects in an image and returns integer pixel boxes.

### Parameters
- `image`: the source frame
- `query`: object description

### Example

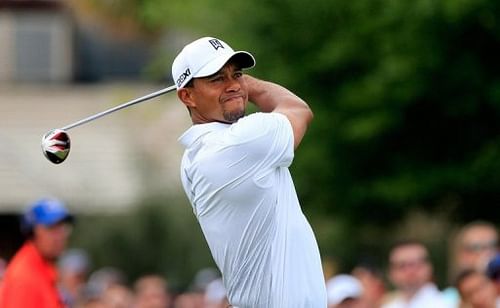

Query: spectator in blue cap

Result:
[0,197,74,308]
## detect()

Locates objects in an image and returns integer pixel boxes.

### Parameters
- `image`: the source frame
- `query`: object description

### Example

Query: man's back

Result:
[180,112,326,307]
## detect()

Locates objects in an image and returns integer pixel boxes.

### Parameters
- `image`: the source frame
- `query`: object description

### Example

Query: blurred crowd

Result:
[326,221,500,308]
[54,259,229,308]
[0,198,498,308]
[1,248,230,308]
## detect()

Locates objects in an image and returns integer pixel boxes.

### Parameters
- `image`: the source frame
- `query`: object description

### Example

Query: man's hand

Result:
[244,75,313,149]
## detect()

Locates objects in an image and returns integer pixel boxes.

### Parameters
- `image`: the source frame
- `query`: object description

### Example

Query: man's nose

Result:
[226,77,241,92]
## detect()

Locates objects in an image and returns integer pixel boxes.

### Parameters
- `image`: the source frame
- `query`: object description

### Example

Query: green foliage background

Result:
[116,0,500,222]
[73,0,500,289]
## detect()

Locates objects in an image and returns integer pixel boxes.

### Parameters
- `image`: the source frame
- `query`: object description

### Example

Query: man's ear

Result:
[177,88,196,109]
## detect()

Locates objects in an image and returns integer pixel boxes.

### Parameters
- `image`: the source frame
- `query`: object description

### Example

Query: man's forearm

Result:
[245,75,312,117]
[244,75,313,149]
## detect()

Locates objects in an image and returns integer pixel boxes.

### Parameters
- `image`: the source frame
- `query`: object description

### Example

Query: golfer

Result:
[173,37,327,307]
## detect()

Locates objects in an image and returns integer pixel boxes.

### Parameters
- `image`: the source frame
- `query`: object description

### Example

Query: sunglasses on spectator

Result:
[462,240,498,252]
[390,256,428,270]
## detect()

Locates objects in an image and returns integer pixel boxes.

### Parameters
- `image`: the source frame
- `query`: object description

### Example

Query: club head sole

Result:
[41,129,71,164]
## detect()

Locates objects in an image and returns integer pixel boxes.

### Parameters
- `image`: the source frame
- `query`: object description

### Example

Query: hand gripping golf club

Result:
[41,85,176,164]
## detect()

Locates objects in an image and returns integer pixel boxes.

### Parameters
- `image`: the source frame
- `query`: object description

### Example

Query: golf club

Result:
[41,85,176,164]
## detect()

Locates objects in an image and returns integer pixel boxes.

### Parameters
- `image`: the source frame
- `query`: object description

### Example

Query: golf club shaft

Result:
[61,85,176,131]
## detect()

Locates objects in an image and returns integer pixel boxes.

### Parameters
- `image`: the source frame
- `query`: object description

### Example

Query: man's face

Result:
[180,62,248,124]
[33,221,72,261]
[458,226,498,272]
[388,244,432,293]
[458,272,497,308]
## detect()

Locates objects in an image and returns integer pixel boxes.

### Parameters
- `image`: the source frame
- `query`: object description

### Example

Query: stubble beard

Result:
[223,109,245,123]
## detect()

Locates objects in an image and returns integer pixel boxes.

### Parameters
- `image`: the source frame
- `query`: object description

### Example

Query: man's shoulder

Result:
[3,261,41,288]
[237,112,288,126]
[4,245,44,280]
[229,112,291,140]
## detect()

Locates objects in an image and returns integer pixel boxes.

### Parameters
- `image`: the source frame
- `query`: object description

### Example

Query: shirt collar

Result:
[178,122,229,147]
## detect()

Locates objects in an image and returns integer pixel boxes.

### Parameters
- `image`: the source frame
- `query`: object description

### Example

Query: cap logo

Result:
[176,68,191,88]
[209,39,224,50]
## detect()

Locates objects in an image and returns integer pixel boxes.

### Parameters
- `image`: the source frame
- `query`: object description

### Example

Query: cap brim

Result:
[41,213,74,226]
[194,51,255,78]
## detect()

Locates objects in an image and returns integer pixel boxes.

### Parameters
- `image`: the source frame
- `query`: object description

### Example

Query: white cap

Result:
[204,278,227,304]
[171,37,255,89]
[326,274,363,306]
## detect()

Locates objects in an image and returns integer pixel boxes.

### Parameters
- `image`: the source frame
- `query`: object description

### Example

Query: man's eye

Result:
[210,76,223,82]
[234,72,243,78]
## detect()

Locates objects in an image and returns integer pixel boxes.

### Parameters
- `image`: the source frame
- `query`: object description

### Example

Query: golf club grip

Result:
[61,85,176,131]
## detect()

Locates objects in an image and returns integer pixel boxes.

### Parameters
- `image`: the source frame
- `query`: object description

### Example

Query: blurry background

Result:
[0,0,499,292]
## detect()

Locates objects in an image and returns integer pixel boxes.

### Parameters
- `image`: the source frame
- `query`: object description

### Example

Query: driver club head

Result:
[41,129,71,164]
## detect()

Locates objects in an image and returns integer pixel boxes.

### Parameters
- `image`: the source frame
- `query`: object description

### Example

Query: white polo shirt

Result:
[382,283,454,308]
[179,112,327,308]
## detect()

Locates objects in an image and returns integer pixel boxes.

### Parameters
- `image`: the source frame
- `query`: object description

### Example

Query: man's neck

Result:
[401,283,429,301]
[30,240,56,264]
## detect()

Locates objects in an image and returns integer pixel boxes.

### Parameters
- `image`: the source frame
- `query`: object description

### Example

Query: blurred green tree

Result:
[124,0,500,224]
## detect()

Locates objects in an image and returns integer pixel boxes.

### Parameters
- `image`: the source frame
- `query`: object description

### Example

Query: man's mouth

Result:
[221,94,245,104]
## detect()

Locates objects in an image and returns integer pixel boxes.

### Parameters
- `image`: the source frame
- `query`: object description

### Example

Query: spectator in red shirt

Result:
[0,198,74,308]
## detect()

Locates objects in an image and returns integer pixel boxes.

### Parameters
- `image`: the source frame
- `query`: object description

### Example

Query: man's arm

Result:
[244,75,313,149]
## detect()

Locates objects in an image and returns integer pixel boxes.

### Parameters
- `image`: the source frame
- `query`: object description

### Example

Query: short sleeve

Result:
[226,112,294,168]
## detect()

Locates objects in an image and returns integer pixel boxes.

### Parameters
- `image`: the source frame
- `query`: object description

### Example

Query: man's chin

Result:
[223,110,245,123]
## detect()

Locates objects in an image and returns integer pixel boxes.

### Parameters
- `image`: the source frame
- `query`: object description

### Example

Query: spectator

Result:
[100,284,134,308]
[326,274,364,308]
[82,266,127,307]
[172,293,203,308]
[173,267,219,308]
[0,198,74,308]
[134,274,172,308]
[352,263,387,307]
[382,240,452,308]
[445,221,499,308]
[450,221,498,279]
[204,278,229,308]
[456,268,500,308]
[58,248,91,307]
[188,267,220,294]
